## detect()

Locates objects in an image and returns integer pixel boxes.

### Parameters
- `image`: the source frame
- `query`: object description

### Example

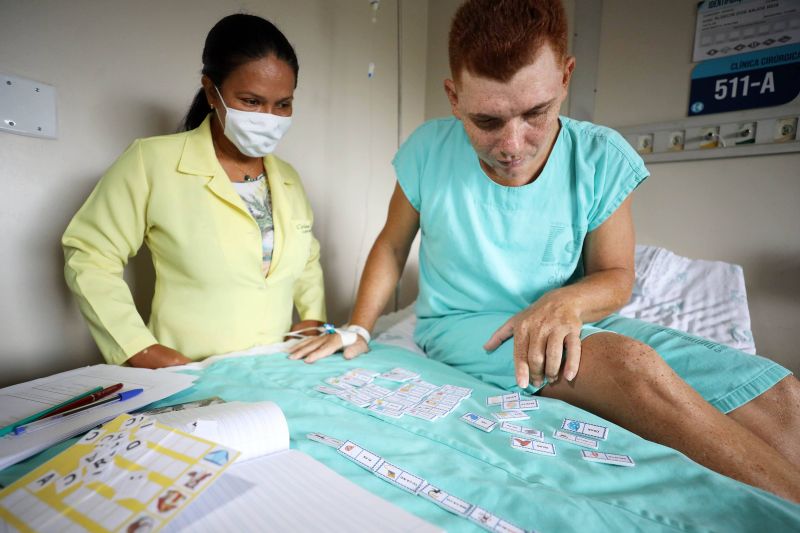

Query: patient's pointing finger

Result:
[563,333,582,382]
[484,321,513,352]
[515,358,530,389]
[513,333,531,388]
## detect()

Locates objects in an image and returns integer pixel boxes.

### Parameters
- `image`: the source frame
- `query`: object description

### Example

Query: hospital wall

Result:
[422,0,800,374]
[2,0,797,387]
[0,0,428,386]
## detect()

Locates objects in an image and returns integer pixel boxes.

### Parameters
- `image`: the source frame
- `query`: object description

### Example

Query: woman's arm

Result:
[63,141,188,367]
[292,232,327,324]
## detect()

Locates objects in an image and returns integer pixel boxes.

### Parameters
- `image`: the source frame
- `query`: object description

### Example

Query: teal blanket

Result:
[4,344,799,531]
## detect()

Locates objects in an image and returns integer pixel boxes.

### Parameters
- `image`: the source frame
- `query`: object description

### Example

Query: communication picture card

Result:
[0,413,239,532]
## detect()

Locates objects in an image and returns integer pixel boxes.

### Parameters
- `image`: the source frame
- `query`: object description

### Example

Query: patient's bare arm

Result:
[288,183,420,363]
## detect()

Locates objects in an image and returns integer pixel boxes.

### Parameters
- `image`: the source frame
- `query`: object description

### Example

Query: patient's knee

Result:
[584,333,671,388]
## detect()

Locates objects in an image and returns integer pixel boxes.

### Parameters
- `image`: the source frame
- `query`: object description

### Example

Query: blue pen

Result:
[0,385,104,438]
[14,389,144,435]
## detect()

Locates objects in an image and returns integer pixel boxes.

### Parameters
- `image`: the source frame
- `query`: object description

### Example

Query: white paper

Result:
[152,401,289,462]
[164,449,442,532]
[693,0,800,62]
[0,365,196,470]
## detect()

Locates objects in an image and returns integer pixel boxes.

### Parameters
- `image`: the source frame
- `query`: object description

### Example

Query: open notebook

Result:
[153,401,442,533]
[0,365,197,471]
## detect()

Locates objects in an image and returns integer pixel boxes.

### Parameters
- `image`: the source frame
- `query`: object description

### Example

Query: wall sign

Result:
[688,43,800,115]
[693,0,800,62]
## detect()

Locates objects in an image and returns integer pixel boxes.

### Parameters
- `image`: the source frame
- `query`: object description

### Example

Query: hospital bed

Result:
[152,245,796,529]
[3,246,797,531]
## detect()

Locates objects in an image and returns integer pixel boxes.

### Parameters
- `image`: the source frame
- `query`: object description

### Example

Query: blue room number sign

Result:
[689,43,800,116]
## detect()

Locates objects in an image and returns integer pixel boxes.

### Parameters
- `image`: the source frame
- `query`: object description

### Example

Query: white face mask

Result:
[214,86,292,157]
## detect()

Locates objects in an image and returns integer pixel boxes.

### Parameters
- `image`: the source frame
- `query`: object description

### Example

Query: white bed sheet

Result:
[373,245,756,355]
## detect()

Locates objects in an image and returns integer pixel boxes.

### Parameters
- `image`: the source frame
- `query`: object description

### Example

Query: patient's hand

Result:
[288,333,369,363]
[128,344,192,369]
[483,292,582,388]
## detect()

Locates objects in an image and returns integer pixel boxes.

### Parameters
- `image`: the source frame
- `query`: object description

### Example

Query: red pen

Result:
[42,383,124,418]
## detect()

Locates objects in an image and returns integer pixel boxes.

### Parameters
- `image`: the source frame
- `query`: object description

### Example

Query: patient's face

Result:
[446,44,574,187]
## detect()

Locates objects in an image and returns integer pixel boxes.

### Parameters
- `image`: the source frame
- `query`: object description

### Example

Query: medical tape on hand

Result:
[343,324,371,344]
[284,324,370,348]
[336,324,371,348]
[337,329,358,347]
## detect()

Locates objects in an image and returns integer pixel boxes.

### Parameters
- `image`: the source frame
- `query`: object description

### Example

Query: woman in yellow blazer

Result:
[62,14,325,368]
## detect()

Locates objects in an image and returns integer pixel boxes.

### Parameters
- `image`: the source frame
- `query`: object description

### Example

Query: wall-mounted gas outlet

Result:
[734,122,756,145]
[699,126,719,149]
[636,134,654,154]
[722,121,756,146]
[668,130,685,151]
[774,117,797,143]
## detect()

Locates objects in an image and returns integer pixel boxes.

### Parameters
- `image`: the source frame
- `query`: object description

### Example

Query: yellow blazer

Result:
[63,116,326,365]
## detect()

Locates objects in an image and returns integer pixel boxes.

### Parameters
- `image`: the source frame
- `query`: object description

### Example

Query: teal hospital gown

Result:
[393,116,790,412]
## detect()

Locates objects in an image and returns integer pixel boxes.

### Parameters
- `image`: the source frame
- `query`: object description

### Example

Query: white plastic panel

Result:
[0,72,57,139]
[617,106,800,163]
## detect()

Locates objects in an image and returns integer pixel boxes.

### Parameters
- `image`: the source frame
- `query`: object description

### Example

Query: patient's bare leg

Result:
[726,375,800,468]
[538,333,800,503]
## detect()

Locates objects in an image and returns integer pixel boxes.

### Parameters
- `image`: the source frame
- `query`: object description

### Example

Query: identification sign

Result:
[688,43,800,115]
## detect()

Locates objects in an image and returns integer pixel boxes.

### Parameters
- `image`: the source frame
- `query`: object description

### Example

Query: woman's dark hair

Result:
[182,14,299,131]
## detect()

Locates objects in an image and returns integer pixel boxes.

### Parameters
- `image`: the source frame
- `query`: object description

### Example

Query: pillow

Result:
[620,245,755,354]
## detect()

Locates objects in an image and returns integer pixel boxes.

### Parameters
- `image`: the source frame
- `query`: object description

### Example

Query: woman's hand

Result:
[127,344,192,369]
[288,331,370,364]
[483,292,583,388]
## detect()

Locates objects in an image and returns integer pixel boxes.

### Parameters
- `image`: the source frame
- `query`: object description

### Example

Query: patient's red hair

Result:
[449,0,568,83]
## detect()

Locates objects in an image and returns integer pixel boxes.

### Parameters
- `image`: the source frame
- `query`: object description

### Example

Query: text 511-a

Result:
[714,72,775,100]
